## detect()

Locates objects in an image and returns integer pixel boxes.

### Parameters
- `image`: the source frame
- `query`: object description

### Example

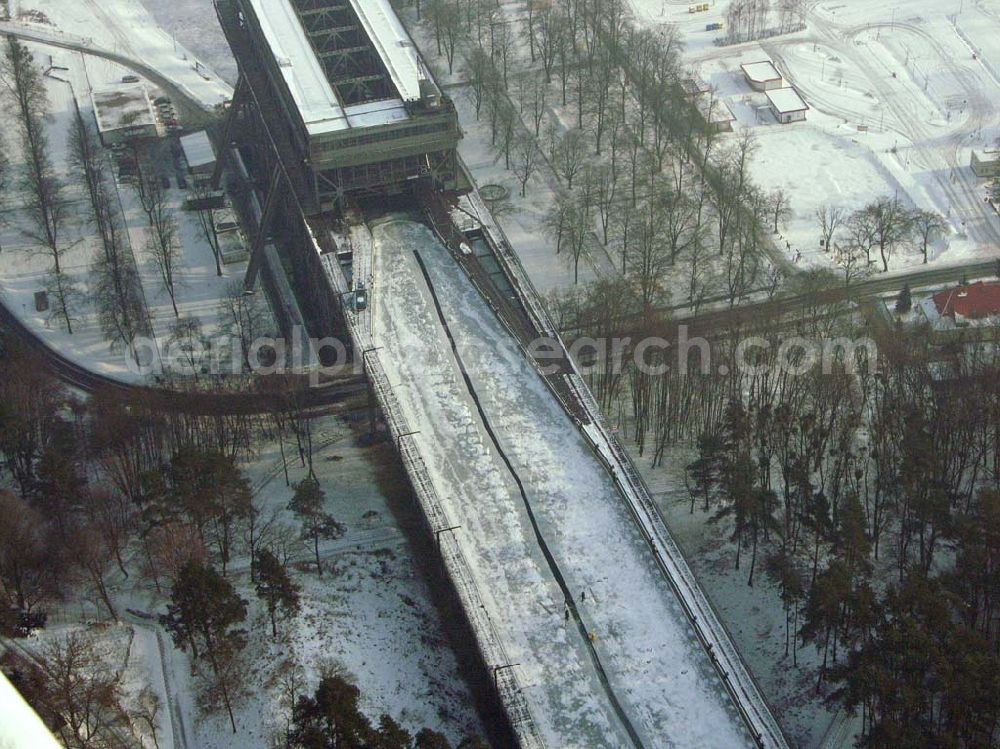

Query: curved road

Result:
[0,20,227,125]
[0,295,367,414]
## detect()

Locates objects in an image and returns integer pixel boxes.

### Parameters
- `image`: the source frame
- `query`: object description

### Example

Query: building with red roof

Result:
[932,281,1000,321]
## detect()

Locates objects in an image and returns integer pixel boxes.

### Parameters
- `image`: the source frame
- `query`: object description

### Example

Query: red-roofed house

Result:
[933,281,1000,321]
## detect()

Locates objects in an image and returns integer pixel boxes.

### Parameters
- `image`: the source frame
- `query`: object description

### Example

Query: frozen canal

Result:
[369,218,754,749]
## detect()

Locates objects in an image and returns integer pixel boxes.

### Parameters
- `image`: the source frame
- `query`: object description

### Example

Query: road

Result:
[564,257,1000,337]
[0,20,225,126]
[0,291,367,414]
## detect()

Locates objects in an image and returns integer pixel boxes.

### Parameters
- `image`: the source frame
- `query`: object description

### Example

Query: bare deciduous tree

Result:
[70,523,120,620]
[167,315,209,376]
[219,280,272,372]
[85,487,135,579]
[553,128,589,189]
[0,130,8,253]
[512,129,539,197]
[463,46,498,119]
[92,235,147,355]
[628,210,671,305]
[191,183,223,276]
[815,204,846,252]
[910,209,945,265]
[146,216,182,317]
[769,189,791,233]
[131,685,163,749]
[857,196,912,272]
[1,36,67,274]
[44,267,82,334]
[37,631,132,749]
[0,490,62,612]
[833,238,871,287]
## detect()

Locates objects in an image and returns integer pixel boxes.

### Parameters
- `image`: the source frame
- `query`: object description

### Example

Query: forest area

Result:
[0,329,486,749]
[552,275,1000,747]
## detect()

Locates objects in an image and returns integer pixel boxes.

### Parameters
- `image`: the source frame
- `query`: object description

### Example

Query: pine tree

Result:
[895,283,912,315]
[801,559,851,690]
[288,676,371,748]
[152,448,253,576]
[687,431,724,513]
[371,715,411,749]
[414,728,452,749]
[711,451,756,572]
[160,560,246,731]
[745,487,780,587]
[766,553,804,663]
[288,478,344,576]
[254,548,300,638]
[801,489,832,588]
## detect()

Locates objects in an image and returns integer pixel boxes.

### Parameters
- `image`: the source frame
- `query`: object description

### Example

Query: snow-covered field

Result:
[369,218,755,748]
[138,0,238,84]
[161,426,484,748]
[656,0,1000,273]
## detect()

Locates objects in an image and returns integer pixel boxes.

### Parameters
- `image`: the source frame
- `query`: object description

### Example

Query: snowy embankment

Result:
[364,219,757,748]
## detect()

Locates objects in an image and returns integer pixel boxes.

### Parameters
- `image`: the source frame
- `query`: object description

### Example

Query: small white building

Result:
[91,83,158,146]
[180,130,217,184]
[766,87,809,124]
[971,150,1000,179]
[695,94,737,133]
[740,60,783,91]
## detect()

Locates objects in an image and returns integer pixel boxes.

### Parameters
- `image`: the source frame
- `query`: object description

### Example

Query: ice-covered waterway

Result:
[369,218,754,749]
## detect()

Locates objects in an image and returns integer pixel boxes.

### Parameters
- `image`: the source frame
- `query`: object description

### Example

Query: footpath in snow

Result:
[369,219,754,749]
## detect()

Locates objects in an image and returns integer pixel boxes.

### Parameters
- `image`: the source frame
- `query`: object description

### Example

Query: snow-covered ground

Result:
[0,43,246,381]
[369,218,755,748]
[656,0,1000,273]
[5,0,231,107]
[169,420,483,748]
[138,0,238,85]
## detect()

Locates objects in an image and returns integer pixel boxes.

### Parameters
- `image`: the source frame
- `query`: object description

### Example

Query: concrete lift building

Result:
[212,0,464,345]
[215,0,463,217]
